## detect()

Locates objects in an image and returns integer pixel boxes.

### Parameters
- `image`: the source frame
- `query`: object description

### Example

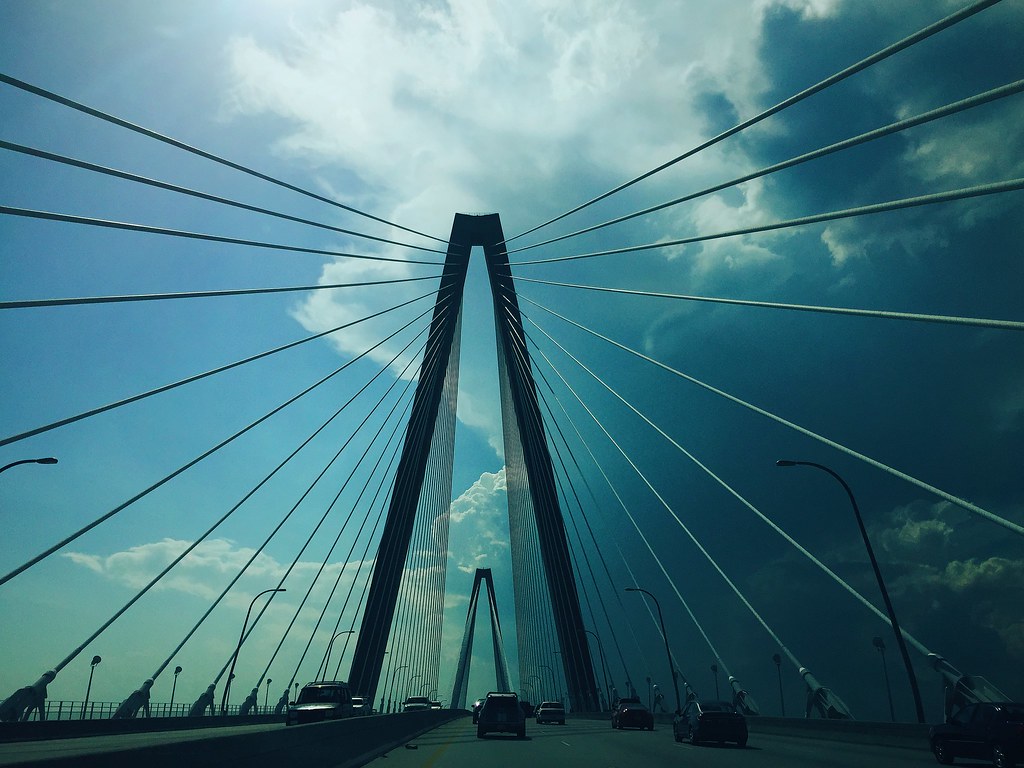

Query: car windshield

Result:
[622,701,648,710]
[297,686,346,704]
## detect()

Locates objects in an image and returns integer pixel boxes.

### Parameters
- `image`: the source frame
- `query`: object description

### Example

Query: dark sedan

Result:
[611,697,654,730]
[929,701,1024,767]
[673,698,748,747]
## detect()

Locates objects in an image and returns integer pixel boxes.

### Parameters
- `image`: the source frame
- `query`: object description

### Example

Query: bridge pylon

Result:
[347,213,598,710]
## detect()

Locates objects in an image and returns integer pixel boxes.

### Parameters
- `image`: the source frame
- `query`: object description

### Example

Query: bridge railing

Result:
[25,700,232,720]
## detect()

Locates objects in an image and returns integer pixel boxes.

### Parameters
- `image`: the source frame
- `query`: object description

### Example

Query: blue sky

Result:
[1,0,1022,721]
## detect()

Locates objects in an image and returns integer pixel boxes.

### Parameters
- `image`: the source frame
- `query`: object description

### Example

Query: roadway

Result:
[363,717,939,768]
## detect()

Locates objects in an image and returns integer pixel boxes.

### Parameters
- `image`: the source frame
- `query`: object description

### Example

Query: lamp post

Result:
[772,654,785,717]
[711,664,719,699]
[626,587,681,713]
[776,460,924,723]
[169,665,182,717]
[646,675,652,709]
[81,655,101,719]
[404,673,422,705]
[528,674,544,701]
[585,630,611,711]
[222,588,285,715]
[265,678,272,711]
[0,457,58,474]
[385,664,407,713]
[873,636,896,722]
[539,665,557,706]
[322,630,355,680]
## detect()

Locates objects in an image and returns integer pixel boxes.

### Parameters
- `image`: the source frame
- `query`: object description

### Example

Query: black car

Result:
[612,697,654,730]
[673,698,748,747]
[286,681,353,726]
[477,691,526,738]
[929,701,1024,767]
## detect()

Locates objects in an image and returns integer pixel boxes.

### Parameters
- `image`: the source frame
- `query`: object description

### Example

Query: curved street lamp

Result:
[772,654,785,716]
[539,665,557,705]
[222,588,286,715]
[169,665,182,716]
[81,655,101,719]
[626,587,682,714]
[322,630,355,680]
[776,459,924,723]
[0,457,58,475]
[385,664,408,713]
[404,673,422,704]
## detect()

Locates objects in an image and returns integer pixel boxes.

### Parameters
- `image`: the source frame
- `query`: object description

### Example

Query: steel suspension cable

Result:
[509,178,1024,266]
[523,326,808,674]
[291,301,454,686]
[0,205,446,265]
[161,331,428,689]
[1,288,438,448]
[41,307,437,677]
[256,342,424,690]
[502,0,1003,244]
[0,274,447,311]
[519,293,1024,537]
[525,307,935,661]
[1,140,448,255]
[0,298,439,588]
[512,278,1024,331]
[0,73,449,245]
[507,79,1024,254]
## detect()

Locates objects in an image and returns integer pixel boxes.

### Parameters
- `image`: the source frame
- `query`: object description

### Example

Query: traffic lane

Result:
[362,717,939,768]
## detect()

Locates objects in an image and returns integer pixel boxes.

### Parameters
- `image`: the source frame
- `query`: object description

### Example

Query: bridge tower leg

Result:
[348,213,597,710]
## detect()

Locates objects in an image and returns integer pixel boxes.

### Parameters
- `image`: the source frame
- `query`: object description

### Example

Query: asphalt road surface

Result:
[364,717,940,768]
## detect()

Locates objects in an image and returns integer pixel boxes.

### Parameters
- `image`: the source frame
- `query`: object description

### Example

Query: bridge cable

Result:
[521,294,1024,538]
[511,278,1024,332]
[36,307,437,678]
[0,273,448,311]
[508,177,1024,267]
[0,73,449,245]
[524,305,936,661]
[287,302,454,687]
[0,288,438,449]
[156,330,428,700]
[505,78,1024,255]
[252,340,424,695]
[0,140,449,256]
[522,325,811,677]
[502,0,1003,245]
[0,205,446,265]
[0,295,439,588]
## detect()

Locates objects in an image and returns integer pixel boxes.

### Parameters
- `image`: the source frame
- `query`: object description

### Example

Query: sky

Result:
[1,0,1022,723]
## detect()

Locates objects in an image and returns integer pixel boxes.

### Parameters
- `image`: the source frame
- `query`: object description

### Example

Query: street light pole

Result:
[169,665,182,717]
[404,673,422,705]
[222,588,285,715]
[776,460,925,723]
[585,630,611,711]
[322,630,355,680]
[0,457,58,474]
[772,654,785,716]
[711,664,719,699]
[265,678,272,711]
[539,665,557,706]
[626,587,682,714]
[385,664,408,713]
[873,636,896,722]
[81,655,101,719]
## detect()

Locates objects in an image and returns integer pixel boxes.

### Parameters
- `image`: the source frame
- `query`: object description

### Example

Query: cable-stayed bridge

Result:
[1,0,1022,762]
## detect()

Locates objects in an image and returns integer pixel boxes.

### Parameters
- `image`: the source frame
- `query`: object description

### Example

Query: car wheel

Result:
[737,738,747,748]
[518,727,526,739]
[932,739,954,765]
[689,726,700,745]
[477,727,485,739]
[993,743,1014,768]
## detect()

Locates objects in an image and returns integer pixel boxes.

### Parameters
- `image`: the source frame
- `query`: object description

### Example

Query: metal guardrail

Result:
[22,701,243,721]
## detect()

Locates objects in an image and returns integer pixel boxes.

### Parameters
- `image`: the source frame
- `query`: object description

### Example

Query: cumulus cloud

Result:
[447,468,508,573]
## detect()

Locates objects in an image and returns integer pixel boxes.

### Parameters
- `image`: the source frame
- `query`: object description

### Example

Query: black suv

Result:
[477,691,526,738]
[929,701,1024,767]
[286,681,353,726]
